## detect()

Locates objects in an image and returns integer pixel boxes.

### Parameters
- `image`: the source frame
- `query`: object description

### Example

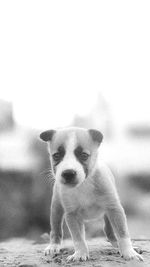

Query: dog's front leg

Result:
[107,205,143,261]
[65,212,89,262]
[45,194,64,256]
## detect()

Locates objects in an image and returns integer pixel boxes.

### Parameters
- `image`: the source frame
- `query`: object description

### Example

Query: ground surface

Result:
[0,236,150,267]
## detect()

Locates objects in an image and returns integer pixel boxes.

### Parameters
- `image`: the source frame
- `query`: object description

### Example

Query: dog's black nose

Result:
[62,169,77,183]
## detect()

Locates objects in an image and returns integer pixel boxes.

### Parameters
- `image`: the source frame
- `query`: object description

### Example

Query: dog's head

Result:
[40,127,103,187]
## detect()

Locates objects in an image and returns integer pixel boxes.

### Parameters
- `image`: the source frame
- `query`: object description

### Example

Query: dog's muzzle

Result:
[61,169,77,185]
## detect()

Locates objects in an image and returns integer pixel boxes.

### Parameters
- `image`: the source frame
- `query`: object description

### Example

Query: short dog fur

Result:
[40,127,143,262]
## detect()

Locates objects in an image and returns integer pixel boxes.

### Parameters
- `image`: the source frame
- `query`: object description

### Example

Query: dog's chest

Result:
[60,183,105,220]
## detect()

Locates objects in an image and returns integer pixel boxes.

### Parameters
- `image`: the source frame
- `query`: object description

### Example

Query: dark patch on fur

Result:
[52,145,65,167]
[74,146,89,177]
[40,130,56,142]
[88,129,103,145]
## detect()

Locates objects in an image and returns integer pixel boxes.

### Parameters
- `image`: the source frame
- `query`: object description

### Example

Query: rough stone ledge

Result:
[0,237,149,267]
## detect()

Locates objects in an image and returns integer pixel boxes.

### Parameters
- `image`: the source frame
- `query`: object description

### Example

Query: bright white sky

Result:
[0,1,150,130]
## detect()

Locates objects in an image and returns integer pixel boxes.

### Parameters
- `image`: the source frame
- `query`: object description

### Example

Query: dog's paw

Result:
[67,250,89,262]
[44,243,61,256]
[110,240,118,248]
[121,248,144,261]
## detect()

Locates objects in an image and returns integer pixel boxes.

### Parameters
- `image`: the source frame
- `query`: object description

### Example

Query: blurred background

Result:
[0,0,150,241]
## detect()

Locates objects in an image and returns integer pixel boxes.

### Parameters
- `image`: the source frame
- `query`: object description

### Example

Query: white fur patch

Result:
[55,132,86,185]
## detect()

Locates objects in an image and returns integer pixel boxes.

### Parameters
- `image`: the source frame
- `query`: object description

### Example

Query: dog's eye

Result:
[52,152,61,162]
[80,152,89,161]
[52,145,65,163]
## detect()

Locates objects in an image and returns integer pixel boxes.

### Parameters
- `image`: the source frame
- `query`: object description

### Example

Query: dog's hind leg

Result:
[103,214,118,248]
[104,214,142,255]
[106,205,143,261]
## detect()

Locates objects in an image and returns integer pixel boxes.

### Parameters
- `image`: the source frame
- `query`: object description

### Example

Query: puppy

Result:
[40,127,143,262]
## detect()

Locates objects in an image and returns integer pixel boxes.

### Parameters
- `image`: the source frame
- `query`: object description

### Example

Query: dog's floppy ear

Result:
[40,130,56,142]
[88,129,103,145]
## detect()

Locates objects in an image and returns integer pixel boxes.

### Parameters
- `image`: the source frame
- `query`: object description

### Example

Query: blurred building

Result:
[0,100,51,240]
[72,94,150,177]
[72,93,113,139]
[0,100,42,171]
[0,100,14,132]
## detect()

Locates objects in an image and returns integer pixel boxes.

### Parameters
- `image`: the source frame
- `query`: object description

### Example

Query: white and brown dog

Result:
[40,127,143,262]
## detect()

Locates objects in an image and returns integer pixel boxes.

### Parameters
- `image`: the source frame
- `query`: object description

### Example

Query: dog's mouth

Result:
[61,179,79,187]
